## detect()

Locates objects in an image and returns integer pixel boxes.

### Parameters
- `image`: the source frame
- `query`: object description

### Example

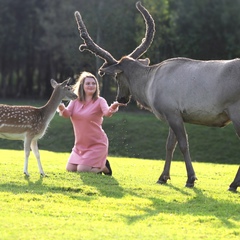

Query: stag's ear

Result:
[100,63,123,76]
[138,58,150,66]
[50,79,58,88]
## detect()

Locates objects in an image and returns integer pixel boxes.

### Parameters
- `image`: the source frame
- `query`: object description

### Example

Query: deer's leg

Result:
[31,139,45,176]
[23,137,32,176]
[167,115,197,187]
[157,127,177,184]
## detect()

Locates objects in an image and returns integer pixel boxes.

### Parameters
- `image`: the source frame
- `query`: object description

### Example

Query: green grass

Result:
[0,104,239,164]
[0,149,239,240]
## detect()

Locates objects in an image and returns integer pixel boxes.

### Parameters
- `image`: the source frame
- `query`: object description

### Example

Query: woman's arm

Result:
[100,98,126,117]
[57,100,75,118]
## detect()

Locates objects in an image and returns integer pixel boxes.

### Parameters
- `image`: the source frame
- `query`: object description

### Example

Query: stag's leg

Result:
[31,139,45,176]
[23,137,32,176]
[157,127,177,184]
[167,116,197,187]
[228,167,240,192]
[228,167,240,191]
[226,107,240,191]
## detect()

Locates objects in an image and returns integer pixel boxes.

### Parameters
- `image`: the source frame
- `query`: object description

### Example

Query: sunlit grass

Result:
[0,149,239,240]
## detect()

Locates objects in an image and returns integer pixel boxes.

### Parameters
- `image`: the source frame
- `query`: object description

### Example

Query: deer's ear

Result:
[50,79,58,88]
[61,78,70,87]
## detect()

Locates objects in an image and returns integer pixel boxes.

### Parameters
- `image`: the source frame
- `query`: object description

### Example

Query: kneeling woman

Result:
[58,71,125,175]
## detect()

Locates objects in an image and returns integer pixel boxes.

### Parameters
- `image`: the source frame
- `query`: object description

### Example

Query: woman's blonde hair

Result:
[73,71,100,102]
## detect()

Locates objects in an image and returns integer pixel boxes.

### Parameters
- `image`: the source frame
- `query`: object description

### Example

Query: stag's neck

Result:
[128,62,152,109]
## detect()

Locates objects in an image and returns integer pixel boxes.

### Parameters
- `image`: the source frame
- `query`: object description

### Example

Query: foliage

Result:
[141,0,175,62]
[171,0,240,60]
[0,149,239,240]
[1,0,240,98]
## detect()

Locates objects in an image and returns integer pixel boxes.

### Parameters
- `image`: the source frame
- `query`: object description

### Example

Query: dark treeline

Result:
[1,0,240,101]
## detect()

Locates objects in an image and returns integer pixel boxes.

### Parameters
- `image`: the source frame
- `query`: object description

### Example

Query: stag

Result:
[0,79,77,176]
[74,1,240,191]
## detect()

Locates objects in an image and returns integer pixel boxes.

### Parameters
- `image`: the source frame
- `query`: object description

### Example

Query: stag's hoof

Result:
[228,187,237,192]
[157,175,170,184]
[185,182,194,188]
[157,179,167,184]
[228,181,239,192]
[185,175,197,188]
[24,172,30,177]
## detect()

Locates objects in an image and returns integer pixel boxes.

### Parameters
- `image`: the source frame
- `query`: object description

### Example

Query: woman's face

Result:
[83,77,97,96]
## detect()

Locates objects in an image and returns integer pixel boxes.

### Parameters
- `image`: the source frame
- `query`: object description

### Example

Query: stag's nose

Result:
[117,97,129,104]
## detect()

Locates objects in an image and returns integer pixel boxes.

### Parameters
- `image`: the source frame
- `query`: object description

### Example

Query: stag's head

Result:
[74,1,155,104]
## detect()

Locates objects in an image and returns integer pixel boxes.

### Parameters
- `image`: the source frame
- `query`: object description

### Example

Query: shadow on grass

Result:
[0,171,125,201]
[79,173,125,198]
[122,184,240,228]
[0,176,45,195]
[0,171,239,228]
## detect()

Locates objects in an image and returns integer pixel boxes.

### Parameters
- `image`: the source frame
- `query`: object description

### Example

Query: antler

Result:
[128,1,155,59]
[74,11,117,65]
[74,2,155,64]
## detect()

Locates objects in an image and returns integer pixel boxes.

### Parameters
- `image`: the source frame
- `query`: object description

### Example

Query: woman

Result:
[58,71,125,175]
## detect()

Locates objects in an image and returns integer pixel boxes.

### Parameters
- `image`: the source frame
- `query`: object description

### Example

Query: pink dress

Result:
[60,97,113,169]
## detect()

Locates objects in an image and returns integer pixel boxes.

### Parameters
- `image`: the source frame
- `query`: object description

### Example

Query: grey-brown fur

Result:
[74,1,240,191]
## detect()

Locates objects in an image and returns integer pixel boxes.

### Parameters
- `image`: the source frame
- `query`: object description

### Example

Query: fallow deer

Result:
[0,78,77,176]
[73,1,240,191]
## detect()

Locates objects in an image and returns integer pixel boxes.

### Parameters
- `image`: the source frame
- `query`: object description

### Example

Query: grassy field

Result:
[0,100,240,165]
[0,149,239,240]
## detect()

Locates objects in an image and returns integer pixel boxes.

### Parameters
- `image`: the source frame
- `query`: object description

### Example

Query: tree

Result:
[139,0,174,63]
[170,0,240,60]
[0,0,44,97]
[2,0,240,99]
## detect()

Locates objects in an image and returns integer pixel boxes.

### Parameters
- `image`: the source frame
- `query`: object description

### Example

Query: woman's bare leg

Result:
[102,166,110,174]
[66,163,78,172]
[66,163,108,174]
[77,164,102,173]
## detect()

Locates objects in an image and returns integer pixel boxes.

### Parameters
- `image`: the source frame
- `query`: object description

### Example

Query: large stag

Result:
[74,1,240,191]
[0,79,77,176]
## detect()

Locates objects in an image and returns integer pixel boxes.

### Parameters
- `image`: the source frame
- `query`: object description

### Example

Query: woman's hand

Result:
[57,103,65,112]
[110,101,127,110]
[109,101,127,114]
